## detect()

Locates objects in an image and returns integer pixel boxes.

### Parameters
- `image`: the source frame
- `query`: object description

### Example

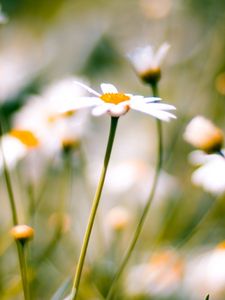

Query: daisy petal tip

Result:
[100,83,118,94]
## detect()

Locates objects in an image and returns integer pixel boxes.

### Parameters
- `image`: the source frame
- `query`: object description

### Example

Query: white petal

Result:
[0,135,27,170]
[128,46,155,73]
[148,103,176,111]
[74,81,100,96]
[56,97,102,113]
[153,43,170,67]
[192,157,225,195]
[92,105,110,116]
[100,83,118,94]
[131,102,176,121]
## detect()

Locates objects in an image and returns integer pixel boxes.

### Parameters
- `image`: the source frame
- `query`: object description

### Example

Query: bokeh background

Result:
[0,0,225,299]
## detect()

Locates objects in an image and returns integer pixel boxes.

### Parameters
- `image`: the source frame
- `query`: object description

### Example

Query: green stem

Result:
[17,242,30,300]
[106,84,163,300]
[69,117,119,300]
[0,126,30,300]
[1,145,18,226]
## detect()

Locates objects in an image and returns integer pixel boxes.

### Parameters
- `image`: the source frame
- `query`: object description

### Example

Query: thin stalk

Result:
[17,242,30,300]
[69,117,119,300]
[0,145,18,225]
[106,83,163,300]
[0,125,30,300]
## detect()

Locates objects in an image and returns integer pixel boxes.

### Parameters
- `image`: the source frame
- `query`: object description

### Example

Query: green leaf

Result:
[205,295,210,300]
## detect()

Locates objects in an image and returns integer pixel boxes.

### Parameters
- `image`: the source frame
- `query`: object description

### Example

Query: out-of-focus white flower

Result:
[106,206,131,231]
[0,5,7,24]
[126,249,183,297]
[189,150,225,195]
[13,77,88,156]
[0,131,38,170]
[128,43,170,83]
[101,160,178,204]
[10,77,89,182]
[61,81,176,120]
[184,116,224,153]
[185,243,225,300]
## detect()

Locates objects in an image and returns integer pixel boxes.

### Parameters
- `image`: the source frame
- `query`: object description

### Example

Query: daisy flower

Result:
[13,77,88,156]
[128,43,170,84]
[60,82,176,121]
[184,116,224,154]
[189,150,225,195]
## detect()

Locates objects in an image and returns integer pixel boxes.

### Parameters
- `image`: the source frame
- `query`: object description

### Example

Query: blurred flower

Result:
[11,225,34,242]
[128,43,170,84]
[126,249,183,297]
[189,150,225,195]
[0,131,38,171]
[139,0,172,19]
[13,77,88,156]
[63,82,176,120]
[0,5,7,24]
[106,206,131,231]
[184,116,224,153]
[10,77,89,182]
[102,159,178,203]
[185,243,225,300]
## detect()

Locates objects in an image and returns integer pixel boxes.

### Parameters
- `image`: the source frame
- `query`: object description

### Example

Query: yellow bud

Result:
[11,225,34,242]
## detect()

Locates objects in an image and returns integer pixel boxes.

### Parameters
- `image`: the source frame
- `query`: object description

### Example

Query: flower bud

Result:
[11,225,34,242]
[184,116,224,153]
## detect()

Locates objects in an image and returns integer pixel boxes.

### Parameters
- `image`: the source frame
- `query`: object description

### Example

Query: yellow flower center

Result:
[100,93,130,105]
[10,130,39,148]
[48,110,76,123]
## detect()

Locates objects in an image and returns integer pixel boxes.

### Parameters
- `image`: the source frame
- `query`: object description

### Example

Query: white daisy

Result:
[184,116,224,153]
[60,82,176,121]
[127,43,170,81]
[13,77,88,156]
[189,150,225,195]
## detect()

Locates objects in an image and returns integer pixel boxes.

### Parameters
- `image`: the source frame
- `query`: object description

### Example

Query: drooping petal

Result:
[131,102,176,121]
[147,103,176,111]
[100,83,118,94]
[74,81,101,96]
